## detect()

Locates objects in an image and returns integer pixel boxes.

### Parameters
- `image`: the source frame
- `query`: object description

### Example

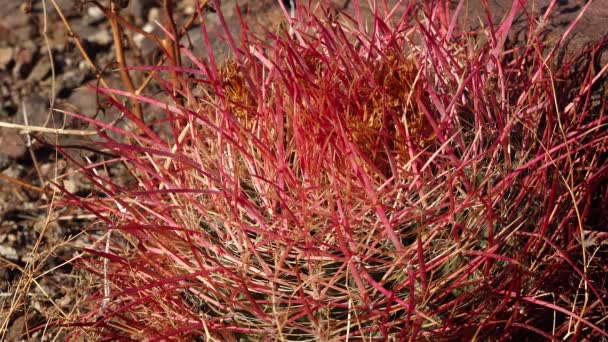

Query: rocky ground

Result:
[0,0,606,340]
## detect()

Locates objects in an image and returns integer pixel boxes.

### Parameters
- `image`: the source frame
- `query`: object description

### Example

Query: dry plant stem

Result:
[0,172,49,194]
[181,0,212,35]
[0,191,58,340]
[40,0,56,126]
[92,1,163,47]
[109,0,142,121]
[163,0,182,93]
[48,0,114,97]
[22,102,45,189]
[0,121,97,135]
[95,0,211,96]
[93,0,212,98]
[136,56,168,94]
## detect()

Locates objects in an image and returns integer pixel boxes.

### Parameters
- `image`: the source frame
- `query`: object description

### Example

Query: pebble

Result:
[0,155,10,170]
[2,11,29,29]
[0,47,13,70]
[86,29,113,45]
[56,69,86,96]
[19,93,49,127]
[67,88,98,117]
[0,244,18,260]
[133,22,157,51]
[5,315,27,341]
[86,5,105,24]
[11,45,35,79]
[0,25,9,43]
[0,128,26,158]
[128,0,158,24]
[14,44,34,66]
[63,177,78,194]
[49,22,69,50]
[147,7,160,23]
[26,59,51,82]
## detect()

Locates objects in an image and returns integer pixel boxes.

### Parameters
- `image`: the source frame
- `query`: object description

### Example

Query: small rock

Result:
[12,45,35,79]
[38,162,54,177]
[67,88,98,117]
[19,93,49,127]
[26,59,51,82]
[5,315,25,341]
[0,24,10,43]
[14,45,34,66]
[20,2,32,13]
[34,0,72,13]
[128,0,158,24]
[0,244,18,260]
[0,155,9,170]
[0,82,9,97]
[6,232,16,243]
[147,7,161,23]
[0,47,14,70]
[134,22,158,52]
[49,22,69,50]
[86,29,112,45]
[2,11,29,29]
[1,164,23,179]
[86,6,105,24]
[78,60,90,71]
[183,5,196,15]
[63,177,78,194]
[0,128,26,158]
[11,26,34,42]
[57,69,86,94]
